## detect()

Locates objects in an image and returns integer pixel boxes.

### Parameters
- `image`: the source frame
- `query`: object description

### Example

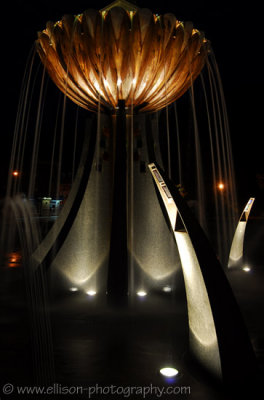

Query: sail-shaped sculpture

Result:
[228,197,255,268]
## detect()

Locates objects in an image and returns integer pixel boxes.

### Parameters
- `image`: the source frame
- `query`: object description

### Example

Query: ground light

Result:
[163,286,172,293]
[137,290,147,297]
[159,367,179,377]
[243,266,251,272]
[69,287,78,292]
[86,290,97,296]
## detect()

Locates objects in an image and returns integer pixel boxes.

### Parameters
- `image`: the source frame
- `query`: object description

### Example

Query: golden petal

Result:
[36,5,209,112]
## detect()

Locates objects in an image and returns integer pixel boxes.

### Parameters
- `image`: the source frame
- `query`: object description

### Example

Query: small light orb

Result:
[69,287,78,292]
[243,266,251,272]
[163,286,172,293]
[86,290,97,296]
[12,170,19,177]
[217,182,225,191]
[160,367,179,377]
[137,290,147,297]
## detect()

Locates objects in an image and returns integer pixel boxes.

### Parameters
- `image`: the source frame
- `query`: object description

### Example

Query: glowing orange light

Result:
[7,252,22,268]
[12,170,19,177]
[217,182,225,191]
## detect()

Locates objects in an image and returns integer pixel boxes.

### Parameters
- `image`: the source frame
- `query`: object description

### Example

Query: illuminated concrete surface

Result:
[32,116,112,294]
[228,198,255,268]
[50,155,111,293]
[131,116,180,287]
[175,231,221,378]
[149,163,221,379]
[228,221,247,266]
[32,113,180,297]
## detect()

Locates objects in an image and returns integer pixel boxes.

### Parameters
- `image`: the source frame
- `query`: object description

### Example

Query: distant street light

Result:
[12,170,20,177]
[217,182,225,191]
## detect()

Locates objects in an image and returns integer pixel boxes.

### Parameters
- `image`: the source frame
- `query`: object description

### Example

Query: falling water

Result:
[173,102,182,185]
[72,106,79,184]
[48,94,62,197]
[165,51,238,265]
[1,193,55,384]
[0,34,86,383]
[127,95,135,301]
[189,83,207,233]
[203,52,238,263]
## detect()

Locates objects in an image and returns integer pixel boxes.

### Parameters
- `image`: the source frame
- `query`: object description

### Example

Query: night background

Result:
[1,0,263,205]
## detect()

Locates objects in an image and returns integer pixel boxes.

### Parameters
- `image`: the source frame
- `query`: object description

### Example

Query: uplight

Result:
[137,291,147,297]
[86,290,97,296]
[160,367,179,377]
[69,287,78,292]
[163,286,172,293]
[243,266,251,272]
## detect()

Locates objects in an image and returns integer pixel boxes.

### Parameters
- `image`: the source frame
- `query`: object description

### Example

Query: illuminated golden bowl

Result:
[36,1,209,112]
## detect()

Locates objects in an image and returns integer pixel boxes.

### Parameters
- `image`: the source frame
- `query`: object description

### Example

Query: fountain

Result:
[34,0,209,302]
[0,0,261,393]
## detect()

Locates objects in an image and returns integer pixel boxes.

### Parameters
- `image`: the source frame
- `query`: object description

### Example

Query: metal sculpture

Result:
[36,0,209,112]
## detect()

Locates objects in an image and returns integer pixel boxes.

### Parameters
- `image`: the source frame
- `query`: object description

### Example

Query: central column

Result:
[107,100,128,306]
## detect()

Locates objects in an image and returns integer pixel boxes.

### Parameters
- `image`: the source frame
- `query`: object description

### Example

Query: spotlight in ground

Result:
[160,367,179,377]
[163,286,172,293]
[86,290,97,296]
[137,291,147,297]
[242,266,251,272]
[69,287,78,292]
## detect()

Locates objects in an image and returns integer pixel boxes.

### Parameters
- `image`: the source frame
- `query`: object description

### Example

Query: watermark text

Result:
[2,383,191,397]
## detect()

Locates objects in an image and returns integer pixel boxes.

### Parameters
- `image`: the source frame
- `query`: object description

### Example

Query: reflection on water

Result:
[3,251,22,268]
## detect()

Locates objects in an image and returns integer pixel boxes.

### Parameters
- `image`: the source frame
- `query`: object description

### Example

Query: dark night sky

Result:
[1,0,263,204]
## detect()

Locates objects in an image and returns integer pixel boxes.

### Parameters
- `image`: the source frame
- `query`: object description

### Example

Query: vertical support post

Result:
[107,100,128,306]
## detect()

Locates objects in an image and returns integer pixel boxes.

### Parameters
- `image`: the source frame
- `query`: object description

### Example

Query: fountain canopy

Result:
[36,0,209,112]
